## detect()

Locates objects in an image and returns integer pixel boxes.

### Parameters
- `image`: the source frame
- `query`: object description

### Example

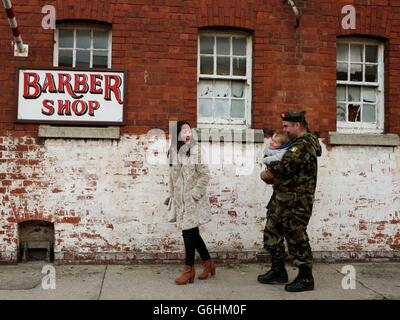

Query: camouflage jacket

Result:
[269,132,322,195]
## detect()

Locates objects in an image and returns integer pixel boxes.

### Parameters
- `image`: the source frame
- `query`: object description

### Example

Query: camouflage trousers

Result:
[263,191,314,267]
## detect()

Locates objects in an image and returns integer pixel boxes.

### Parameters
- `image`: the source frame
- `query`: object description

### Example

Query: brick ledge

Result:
[329,132,399,146]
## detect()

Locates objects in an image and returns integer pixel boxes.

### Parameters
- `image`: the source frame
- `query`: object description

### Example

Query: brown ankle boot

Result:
[198,259,216,280]
[175,265,195,285]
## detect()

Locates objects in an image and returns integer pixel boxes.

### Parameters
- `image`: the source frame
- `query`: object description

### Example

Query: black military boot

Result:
[284,265,314,292]
[257,259,288,284]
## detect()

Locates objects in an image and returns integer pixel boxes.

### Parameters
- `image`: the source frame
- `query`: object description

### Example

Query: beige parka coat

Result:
[169,143,211,231]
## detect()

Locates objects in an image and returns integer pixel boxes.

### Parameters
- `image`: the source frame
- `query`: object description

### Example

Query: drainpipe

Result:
[285,0,300,28]
[2,0,28,56]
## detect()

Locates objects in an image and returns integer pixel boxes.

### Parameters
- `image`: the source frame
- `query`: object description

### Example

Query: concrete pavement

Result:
[0,262,399,300]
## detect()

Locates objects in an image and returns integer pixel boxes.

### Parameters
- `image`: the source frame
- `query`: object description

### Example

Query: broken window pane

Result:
[199,98,213,118]
[200,56,214,74]
[348,86,361,102]
[336,85,346,101]
[214,81,230,98]
[232,82,245,98]
[233,57,246,76]
[233,37,246,56]
[363,87,376,103]
[217,37,230,55]
[365,65,378,82]
[348,104,361,122]
[217,56,230,75]
[366,45,378,63]
[337,43,349,61]
[231,100,245,118]
[362,104,376,123]
[214,99,229,120]
[350,63,363,82]
[336,63,348,81]
[200,36,214,54]
[199,81,213,97]
[336,103,346,121]
[350,44,363,62]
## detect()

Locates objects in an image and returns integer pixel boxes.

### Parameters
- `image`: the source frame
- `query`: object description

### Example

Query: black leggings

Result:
[182,227,211,266]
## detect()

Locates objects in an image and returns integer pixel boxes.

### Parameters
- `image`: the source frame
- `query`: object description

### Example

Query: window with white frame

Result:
[54,24,112,68]
[198,32,252,127]
[336,38,384,133]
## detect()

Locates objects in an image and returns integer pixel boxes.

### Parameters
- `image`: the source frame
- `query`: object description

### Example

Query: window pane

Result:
[76,50,90,67]
[200,56,214,74]
[363,87,376,103]
[76,30,91,49]
[217,56,230,75]
[350,44,363,62]
[350,63,363,82]
[232,82,245,98]
[233,57,246,76]
[348,86,361,102]
[217,37,230,55]
[336,63,348,81]
[337,103,346,121]
[366,45,378,63]
[214,81,229,98]
[337,43,349,61]
[93,31,108,49]
[199,98,213,118]
[59,29,73,48]
[58,49,73,67]
[93,51,108,68]
[200,36,214,54]
[233,37,246,56]
[199,81,213,97]
[214,99,229,120]
[231,100,245,118]
[336,85,346,101]
[348,104,361,122]
[362,104,376,123]
[365,65,378,82]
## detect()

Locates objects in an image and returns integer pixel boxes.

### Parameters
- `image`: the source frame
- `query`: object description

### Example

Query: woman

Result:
[168,120,216,285]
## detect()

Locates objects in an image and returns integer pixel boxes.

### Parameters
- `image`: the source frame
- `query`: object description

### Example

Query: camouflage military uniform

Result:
[263,132,322,267]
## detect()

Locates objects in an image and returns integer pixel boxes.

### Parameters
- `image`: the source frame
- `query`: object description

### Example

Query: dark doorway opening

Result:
[18,221,55,262]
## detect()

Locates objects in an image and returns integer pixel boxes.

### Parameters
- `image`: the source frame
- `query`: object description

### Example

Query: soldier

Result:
[257,111,322,292]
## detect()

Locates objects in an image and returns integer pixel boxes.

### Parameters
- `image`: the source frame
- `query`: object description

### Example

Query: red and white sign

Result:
[17,68,125,124]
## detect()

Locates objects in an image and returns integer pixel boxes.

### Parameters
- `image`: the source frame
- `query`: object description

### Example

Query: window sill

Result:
[329,132,399,146]
[38,125,120,139]
[193,128,264,143]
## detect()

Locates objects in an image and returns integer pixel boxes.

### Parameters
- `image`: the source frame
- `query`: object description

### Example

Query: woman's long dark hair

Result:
[167,120,196,166]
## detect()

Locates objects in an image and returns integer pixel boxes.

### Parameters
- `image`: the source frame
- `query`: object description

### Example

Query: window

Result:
[54,24,111,68]
[198,32,252,127]
[336,38,384,133]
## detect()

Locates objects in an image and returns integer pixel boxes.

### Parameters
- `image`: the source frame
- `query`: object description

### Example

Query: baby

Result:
[260,131,292,184]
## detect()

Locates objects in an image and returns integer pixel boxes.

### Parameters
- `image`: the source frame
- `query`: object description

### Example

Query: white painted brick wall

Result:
[1,135,399,260]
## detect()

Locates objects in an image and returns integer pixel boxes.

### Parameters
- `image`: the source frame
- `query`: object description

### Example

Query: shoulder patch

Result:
[290,146,300,154]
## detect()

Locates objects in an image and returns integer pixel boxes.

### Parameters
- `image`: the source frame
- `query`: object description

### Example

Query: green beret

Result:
[280,111,306,122]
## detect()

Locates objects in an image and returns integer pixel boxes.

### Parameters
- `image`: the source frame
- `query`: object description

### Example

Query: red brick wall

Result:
[0,0,399,137]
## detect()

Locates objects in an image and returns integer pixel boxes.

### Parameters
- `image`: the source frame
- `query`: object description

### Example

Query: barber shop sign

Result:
[17,68,125,124]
